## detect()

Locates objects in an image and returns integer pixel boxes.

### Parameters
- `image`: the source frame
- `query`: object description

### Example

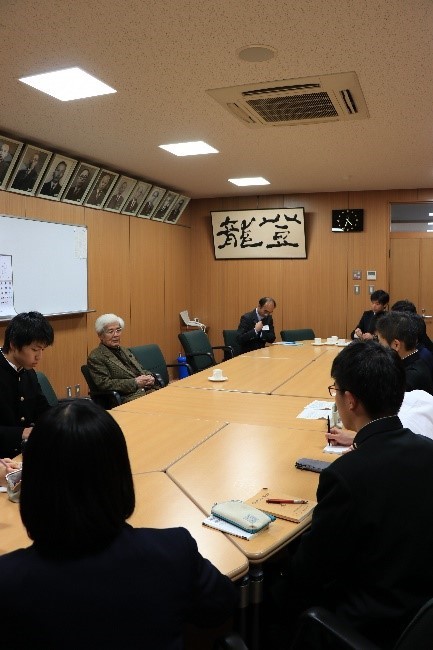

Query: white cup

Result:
[212,368,223,380]
[314,337,321,344]
[337,338,346,345]
[326,337,333,344]
[331,335,338,343]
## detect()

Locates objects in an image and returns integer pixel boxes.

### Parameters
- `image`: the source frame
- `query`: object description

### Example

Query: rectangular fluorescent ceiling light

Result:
[19,67,116,101]
[228,177,270,187]
[159,141,218,156]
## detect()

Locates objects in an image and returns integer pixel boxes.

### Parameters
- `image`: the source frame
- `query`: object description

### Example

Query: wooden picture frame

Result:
[84,169,118,209]
[62,162,100,205]
[8,144,52,196]
[137,185,166,219]
[104,175,137,213]
[121,181,152,216]
[0,135,24,190]
[36,154,77,201]
[164,195,190,224]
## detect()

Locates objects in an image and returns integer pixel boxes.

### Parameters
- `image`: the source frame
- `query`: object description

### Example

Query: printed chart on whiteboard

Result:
[0,254,17,317]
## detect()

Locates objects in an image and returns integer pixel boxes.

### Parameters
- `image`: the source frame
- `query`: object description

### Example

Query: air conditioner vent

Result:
[207,72,368,127]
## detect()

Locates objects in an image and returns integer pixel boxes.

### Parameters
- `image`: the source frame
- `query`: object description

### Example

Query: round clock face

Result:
[332,209,363,232]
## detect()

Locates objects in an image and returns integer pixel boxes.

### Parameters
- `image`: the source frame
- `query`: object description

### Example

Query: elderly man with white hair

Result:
[87,314,157,403]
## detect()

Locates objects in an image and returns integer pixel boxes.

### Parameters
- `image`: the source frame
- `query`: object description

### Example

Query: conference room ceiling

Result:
[1,0,432,199]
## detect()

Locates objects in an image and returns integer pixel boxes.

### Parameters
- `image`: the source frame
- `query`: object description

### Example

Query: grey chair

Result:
[35,370,58,406]
[280,328,315,342]
[178,330,234,373]
[129,343,192,387]
[80,364,122,410]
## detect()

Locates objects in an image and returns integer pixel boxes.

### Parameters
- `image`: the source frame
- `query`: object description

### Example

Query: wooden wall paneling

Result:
[129,218,165,350]
[419,239,433,337]
[85,206,131,349]
[163,223,192,368]
[389,238,420,306]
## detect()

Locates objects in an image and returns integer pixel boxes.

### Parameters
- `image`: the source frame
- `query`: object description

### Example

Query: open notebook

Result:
[180,310,206,331]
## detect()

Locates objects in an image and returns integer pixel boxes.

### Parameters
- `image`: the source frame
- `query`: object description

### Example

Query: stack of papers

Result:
[202,514,269,540]
[323,444,351,455]
[297,399,334,420]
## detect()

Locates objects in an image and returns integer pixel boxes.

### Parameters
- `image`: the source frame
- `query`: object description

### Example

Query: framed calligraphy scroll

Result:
[211,208,306,259]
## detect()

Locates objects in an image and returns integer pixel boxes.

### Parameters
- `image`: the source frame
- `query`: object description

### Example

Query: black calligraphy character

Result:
[216,216,239,249]
[240,218,263,248]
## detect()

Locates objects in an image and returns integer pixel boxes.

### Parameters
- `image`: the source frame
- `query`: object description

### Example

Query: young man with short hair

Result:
[351,288,389,340]
[0,311,54,457]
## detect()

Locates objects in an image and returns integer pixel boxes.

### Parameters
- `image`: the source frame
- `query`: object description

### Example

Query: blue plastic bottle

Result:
[177,353,189,379]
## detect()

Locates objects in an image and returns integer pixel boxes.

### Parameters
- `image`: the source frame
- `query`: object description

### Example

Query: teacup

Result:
[314,337,322,344]
[331,336,338,343]
[337,338,346,345]
[212,368,223,380]
[326,337,334,344]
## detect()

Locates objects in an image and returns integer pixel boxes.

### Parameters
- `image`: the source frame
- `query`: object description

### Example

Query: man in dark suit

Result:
[272,340,433,648]
[350,288,389,339]
[236,297,276,353]
[11,152,40,191]
[86,173,111,206]
[87,313,158,403]
[64,166,90,201]
[106,180,128,210]
[39,161,66,197]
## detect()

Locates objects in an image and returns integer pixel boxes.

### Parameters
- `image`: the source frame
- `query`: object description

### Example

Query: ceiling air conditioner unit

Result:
[206,71,369,127]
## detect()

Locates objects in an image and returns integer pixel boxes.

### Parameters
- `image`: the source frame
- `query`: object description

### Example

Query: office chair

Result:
[178,330,234,373]
[280,328,315,342]
[129,344,192,387]
[35,370,58,406]
[222,329,242,358]
[289,598,433,649]
[80,364,122,410]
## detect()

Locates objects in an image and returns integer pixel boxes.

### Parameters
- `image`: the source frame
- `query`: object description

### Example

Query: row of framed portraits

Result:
[0,135,190,224]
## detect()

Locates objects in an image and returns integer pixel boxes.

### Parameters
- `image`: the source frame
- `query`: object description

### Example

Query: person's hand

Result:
[0,458,21,487]
[22,427,33,439]
[136,374,155,389]
[354,327,362,338]
[361,332,374,340]
[326,426,355,447]
[255,320,264,332]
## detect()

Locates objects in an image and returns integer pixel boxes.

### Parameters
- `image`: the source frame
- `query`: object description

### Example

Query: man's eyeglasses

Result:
[328,385,347,398]
[104,327,122,336]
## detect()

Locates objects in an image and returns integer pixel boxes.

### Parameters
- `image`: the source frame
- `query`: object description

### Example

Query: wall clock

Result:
[332,209,364,232]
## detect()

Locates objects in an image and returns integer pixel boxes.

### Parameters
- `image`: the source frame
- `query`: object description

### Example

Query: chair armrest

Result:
[167,362,193,376]
[212,344,235,359]
[88,390,122,410]
[153,372,165,388]
[184,351,215,363]
[290,607,379,650]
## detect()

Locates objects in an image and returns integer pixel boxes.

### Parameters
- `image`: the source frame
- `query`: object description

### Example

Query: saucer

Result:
[336,342,348,347]
[311,342,324,346]
[208,376,228,382]
[325,341,337,345]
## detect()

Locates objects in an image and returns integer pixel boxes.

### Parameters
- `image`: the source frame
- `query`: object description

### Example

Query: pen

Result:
[327,415,331,433]
[266,499,308,504]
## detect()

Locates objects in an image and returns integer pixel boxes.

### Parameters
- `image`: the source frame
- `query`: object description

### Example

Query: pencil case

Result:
[295,458,331,473]
[211,500,275,534]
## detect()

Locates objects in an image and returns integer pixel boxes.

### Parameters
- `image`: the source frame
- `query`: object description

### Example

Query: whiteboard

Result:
[0,214,88,317]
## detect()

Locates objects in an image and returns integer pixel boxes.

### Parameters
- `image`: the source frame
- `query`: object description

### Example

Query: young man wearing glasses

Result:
[270,340,433,648]
[87,313,157,403]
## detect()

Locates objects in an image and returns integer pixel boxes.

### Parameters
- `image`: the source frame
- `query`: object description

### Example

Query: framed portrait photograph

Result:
[8,144,52,196]
[121,181,152,216]
[164,195,190,224]
[36,154,77,201]
[152,191,178,222]
[104,175,137,213]
[84,169,118,209]
[137,185,166,219]
[62,162,100,205]
[0,135,24,190]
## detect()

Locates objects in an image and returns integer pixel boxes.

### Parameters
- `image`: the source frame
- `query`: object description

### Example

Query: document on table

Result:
[323,444,351,455]
[297,400,334,419]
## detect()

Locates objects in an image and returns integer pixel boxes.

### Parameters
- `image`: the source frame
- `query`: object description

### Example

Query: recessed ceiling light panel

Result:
[19,67,116,101]
[237,45,277,63]
[228,177,270,187]
[159,141,218,156]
